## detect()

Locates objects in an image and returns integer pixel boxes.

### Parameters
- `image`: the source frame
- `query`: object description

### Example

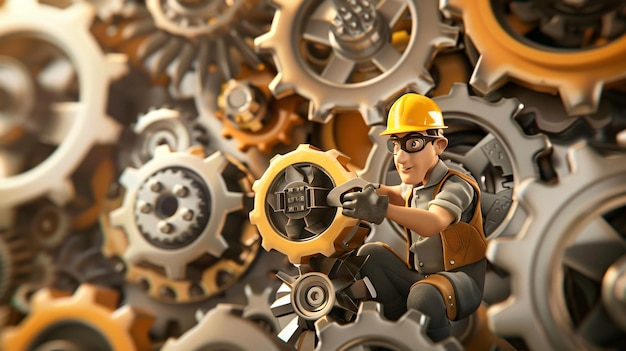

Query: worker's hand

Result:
[341,184,388,224]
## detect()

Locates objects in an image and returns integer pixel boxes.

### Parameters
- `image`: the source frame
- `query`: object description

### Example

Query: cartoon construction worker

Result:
[335,93,487,342]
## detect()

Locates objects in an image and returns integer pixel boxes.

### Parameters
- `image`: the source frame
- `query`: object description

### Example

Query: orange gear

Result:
[442,0,626,116]
[216,65,305,154]
[0,284,153,351]
[249,144,369,264]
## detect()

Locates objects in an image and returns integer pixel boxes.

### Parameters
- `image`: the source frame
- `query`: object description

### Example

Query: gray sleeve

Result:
[428,175,474,224]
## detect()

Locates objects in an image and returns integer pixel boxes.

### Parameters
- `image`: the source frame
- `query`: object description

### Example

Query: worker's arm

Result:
[386,203,454,237]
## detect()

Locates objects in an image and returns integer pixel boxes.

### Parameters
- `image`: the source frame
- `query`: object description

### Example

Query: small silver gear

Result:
[255,0,459,125]
[487,142,626,350]
[314,301,464,350]
[110,145,245,280]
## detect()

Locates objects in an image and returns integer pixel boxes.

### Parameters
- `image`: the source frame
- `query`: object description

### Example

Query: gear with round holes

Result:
[160,304,292,351]
[314,301,463,351]
[249,144,367,264]
[0,284,153,351]
[255,0,459,125]
[487,142,626,350]
[125,106,208,167]
[113,0,273,97]
[215,65,306,154]
[0,0,126,228]
[441,0,626,116]
[110,145,248,280]
[508,0,626,49]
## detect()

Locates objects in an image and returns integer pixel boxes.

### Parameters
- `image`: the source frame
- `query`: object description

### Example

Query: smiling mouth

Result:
[400,166,413,172]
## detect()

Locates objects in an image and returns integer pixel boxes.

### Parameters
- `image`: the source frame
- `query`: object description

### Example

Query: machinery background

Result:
[0,0,625,350]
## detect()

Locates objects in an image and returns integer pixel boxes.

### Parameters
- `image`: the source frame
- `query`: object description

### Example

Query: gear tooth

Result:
[559,81,602,116]
[154,144,173,156]
[96,116,122,144]
[66,1,96,28]
[268,73,293,99]
[470,56,508,95]
[105,53,129,80]
[486,239,520,273]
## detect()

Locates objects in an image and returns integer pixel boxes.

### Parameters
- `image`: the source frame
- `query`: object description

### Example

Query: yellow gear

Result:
[380,93,448,135]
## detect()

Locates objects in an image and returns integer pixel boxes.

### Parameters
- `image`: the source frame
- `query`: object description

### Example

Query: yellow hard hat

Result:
[380,93,447,136]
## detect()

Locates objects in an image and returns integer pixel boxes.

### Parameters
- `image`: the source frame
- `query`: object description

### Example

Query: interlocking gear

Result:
[161,304,292,351]
[0,284,153,351]
[215,65,306,154]
[0,0,127,228]
[255,0,459,125]
[249,144,368,264]
[315,301,464,350]
[487,142,626,350]
[441,0,626,116]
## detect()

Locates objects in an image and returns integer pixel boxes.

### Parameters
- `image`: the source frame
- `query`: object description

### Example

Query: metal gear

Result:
[0,284,154,351]
[487,142,626,350]
[11,253,56,314]
[441,0,626,116]
[0,0,127,228]
[255,0,459,125]
[110,144,252,280]
[314,301,463,350]
[124,106,209,167]
[116,0,273,97]
[160,304,293,351]
[0,55,35,146]
[508,0,626,49]
[215,65,306,154]
[270,252,369,347]
[249,144,368,264]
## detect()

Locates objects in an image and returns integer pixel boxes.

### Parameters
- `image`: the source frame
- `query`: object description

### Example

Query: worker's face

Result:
[390,132,448,185]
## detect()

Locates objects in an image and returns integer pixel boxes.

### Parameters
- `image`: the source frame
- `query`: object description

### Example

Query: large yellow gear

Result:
[381,93,448,135]
[249,144,369,264]
[0,284,153,351]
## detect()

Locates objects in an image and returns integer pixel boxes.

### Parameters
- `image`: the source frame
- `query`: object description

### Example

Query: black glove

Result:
[341,184,388,224]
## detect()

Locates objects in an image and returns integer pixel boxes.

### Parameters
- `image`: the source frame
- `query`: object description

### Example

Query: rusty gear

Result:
[216,65,306,154]
[255,0,459,125]
[441,0,626,116]
[0,284,153,351]
[249,144,368,264]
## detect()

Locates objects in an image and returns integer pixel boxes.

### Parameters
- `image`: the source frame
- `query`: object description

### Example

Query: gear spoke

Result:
[304,18,332,46]
[564,217,625,282]
[377,0,407,29]
[371,42,401,73]
[321,53,355,84]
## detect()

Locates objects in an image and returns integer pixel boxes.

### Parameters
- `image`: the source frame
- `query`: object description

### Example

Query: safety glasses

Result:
[386,133,442,154]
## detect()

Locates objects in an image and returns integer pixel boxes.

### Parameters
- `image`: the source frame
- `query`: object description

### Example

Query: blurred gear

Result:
[255,0,459,125]
[161,304,292,351]
[115,0,273,97]
[0,284,154,351]
[0,55,35,146]
[508,0,626,48]
[0,230,33,303]
[106,144,259,304]
[12,253,56,314]
[124,106,209,167]
[270,253,369,347]
[0,0,127,227]
[441,0,626,116]
[314,301,463,350]
[487,142,626,349]
[28,201,70,250]
[215,65,306,154]
[249,144,368,264]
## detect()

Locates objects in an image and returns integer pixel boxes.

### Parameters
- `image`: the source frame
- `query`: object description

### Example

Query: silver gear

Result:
[135,168,207,247]
[487,142,626,350]
[314,301,464,350]
[255,0,459,125]
[0,0,127,228]
[125,106,208,167]
[359,83,551,255]
[160,304,292,351]
[110,145,243,280]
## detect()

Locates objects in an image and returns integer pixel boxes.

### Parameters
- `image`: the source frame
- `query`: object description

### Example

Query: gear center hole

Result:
[156,194,179,218]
